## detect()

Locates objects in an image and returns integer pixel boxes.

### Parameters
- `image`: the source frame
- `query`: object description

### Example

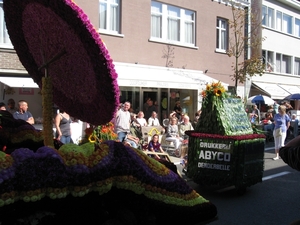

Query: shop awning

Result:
[252,82,290,100]
[114,62,226,90]
[0,77,39,88]
[0,63,228,90]
[278,84,300,94]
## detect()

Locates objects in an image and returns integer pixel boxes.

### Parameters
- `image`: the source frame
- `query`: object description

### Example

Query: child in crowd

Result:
[148,134,165,160]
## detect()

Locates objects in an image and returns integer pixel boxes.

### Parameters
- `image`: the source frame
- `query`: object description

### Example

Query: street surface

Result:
[177,141,300,225]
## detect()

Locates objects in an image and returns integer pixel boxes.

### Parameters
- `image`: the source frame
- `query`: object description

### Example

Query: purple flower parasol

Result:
[3,0,119,125]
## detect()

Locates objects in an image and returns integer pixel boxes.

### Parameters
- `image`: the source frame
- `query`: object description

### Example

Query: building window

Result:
[262,5,274,29]
[276,53,292,74]
[262,5,267,26]
[276,11,282,31]
[282,13,292,34]
[262,50,275,72]
[276,10,293,35]
[151,1,162,38]
[99,0,120,33]
[150,1,195,46]
[295,18,300,38]
[295,57,300,76]
[216,17,228,52]
[0,1,11,46]
[184,10,195,44]
[167,5,180,42]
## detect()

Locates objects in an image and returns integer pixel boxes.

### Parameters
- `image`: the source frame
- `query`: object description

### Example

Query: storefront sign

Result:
[156,81,169,87]
[197,139,233,171]
[129,80,148,86]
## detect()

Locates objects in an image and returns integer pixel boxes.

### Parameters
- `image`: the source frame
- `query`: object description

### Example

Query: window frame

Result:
[99,0,121,35]
[276,10,282,31]
[0,0,12,48]
[262,5,275,29]
[276,53,292,74]
[282,13,292,35]
[295,18,300,38]
[150,1,196,47]
[216,17,228,53]
[294,57,300,76]
[275,9,295,36]
[262,50,275,73]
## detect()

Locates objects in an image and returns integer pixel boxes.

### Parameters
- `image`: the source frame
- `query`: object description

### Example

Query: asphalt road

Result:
[181,142,300,225]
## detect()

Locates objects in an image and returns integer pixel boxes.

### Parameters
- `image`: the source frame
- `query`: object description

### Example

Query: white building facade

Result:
[250,0,300,102]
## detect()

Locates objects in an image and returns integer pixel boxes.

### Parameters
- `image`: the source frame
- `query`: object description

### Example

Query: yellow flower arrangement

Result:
[200,81,227,110]
[201,81,226,99]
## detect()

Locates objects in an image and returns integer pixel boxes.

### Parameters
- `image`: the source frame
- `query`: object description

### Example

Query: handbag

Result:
[275,128,282,137]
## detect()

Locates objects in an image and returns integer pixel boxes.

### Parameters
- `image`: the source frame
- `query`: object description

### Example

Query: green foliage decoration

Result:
[196,82,253,135]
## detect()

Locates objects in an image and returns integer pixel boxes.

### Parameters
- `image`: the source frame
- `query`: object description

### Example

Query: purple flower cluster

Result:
[0,141,198,206]
[0,165,15,189]
[9,147,68,191]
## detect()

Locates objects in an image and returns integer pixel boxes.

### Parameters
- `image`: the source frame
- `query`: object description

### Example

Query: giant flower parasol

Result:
[3,0,119,126]
[1,1,218,223]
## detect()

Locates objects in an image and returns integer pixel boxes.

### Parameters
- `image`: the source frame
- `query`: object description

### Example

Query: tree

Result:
[162,44,175,67]
[226,0,265,95]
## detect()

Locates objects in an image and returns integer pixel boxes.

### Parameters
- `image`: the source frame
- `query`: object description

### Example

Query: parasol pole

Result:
[38,49,67,148]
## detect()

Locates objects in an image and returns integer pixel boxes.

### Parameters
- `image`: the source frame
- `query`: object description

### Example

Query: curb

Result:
[265,146,274,151]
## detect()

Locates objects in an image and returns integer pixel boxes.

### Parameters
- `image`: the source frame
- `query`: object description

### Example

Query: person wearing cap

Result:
[0,102,6,110]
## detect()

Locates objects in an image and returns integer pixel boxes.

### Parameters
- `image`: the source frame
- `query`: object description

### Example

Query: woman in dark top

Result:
[148,134,165,160]
[55,110,72,144]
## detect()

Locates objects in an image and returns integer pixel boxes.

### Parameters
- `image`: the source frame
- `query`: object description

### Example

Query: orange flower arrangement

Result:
[87,122,118,146]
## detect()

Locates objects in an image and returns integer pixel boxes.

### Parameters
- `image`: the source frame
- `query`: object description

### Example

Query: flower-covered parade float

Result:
[0,0,217,224]
[186,82,265,194]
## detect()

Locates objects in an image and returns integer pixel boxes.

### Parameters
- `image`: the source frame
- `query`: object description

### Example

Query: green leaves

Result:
[196,97,253,136]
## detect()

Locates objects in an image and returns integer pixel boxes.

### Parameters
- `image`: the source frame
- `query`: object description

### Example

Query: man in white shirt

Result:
[114,102,131,142]
[148,111,160,126]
